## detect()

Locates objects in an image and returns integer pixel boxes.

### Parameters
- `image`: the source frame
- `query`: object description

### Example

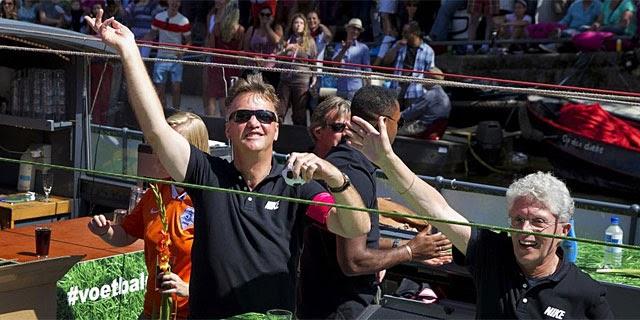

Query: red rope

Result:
[137,39,640,98]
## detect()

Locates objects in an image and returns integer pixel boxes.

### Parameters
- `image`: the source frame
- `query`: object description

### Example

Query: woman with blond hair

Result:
[203,0,245,117]
[277,13,317,125]
[88,112,208,320]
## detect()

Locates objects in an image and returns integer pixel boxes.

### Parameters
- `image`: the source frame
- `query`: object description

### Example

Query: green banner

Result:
[56,251,147,319]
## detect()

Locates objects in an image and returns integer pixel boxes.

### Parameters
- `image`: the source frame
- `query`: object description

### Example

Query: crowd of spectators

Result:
[3,0,637,136]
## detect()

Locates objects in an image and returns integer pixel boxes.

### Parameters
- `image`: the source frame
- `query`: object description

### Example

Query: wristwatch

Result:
[328,172,351,193]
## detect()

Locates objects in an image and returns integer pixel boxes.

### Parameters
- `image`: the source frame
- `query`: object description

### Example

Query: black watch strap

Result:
[328,172,351,193]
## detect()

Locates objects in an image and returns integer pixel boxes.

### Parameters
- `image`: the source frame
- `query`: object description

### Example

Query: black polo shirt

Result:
[298,142,380,319]
[184,145,326,319]
[454,228,614,319]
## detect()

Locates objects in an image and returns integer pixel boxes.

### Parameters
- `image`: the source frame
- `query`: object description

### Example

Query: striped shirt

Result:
[151,10,191,58]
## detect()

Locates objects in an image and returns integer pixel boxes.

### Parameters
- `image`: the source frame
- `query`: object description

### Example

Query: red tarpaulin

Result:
[556,102,640,151]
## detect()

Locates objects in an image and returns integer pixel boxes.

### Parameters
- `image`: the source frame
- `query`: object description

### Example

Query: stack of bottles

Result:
[9,69,66,121]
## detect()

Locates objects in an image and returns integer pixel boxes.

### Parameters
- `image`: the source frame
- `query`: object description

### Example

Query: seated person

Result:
[559,0,602,36]
[539,0,602,52]
[496,0,532,39]
[592,0,636,36]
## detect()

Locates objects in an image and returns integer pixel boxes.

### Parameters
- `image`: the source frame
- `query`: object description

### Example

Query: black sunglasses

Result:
[228,109,278,124]
[327,123,347,133]
[260,12,272,17]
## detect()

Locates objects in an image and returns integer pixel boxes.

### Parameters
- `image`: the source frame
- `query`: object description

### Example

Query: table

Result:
[0,195,72,229]
[0,218,146,319]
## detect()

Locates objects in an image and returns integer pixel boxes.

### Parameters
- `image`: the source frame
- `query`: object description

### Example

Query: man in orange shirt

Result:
[88,112,209,319]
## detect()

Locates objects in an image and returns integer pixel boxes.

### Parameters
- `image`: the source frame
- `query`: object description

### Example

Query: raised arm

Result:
[86,10,190,182]
[288,152,370,238]
[347,116,471,254]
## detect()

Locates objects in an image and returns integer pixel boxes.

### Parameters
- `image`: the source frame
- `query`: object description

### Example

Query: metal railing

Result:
[376,170,639,244]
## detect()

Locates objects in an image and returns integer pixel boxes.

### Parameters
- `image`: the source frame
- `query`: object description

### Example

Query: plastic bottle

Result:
[561,219,578,263]
[17,149,42,192]
[603,216,624,269]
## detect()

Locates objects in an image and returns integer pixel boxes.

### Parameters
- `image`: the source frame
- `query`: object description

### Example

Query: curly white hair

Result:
[505,171,575,222]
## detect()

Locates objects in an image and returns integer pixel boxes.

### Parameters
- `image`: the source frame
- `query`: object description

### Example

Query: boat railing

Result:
[375,170,640,245]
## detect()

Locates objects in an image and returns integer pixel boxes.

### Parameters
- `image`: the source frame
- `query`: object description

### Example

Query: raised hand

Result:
[287,152,344,189]
[84,9,135,50]
[346,116,394,167]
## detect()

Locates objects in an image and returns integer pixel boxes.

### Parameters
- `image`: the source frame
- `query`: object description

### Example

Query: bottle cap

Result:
[611,216,620,225]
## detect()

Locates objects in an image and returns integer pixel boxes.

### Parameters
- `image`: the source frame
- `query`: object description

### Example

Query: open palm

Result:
[84,9,135,49]
[347,116,394,167]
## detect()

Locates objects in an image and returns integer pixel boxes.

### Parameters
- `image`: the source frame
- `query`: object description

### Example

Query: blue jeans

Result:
[429,0,468,41]
[152,61,183,84]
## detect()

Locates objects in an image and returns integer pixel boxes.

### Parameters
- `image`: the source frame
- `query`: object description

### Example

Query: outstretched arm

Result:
[336,226,452,276]
[85,10,190,182]
[346,116,471,254]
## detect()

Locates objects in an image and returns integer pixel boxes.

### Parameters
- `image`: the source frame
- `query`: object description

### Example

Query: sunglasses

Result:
[3,2,13,5]
[260,12,272,17]
[327,123,347,133]
[228,109,278,124]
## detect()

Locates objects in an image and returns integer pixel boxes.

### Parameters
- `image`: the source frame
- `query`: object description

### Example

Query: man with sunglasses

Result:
[347,116,614,319]
[308,96,352,159]
[85,11,371,319]
[299,86,451,319]
[382,21,451,140]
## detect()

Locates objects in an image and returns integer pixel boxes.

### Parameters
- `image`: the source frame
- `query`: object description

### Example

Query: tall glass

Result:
[35,226,51,258]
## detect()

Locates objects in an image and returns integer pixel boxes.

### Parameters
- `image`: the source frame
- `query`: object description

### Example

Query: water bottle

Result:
[561,219,578,263]
[17,148,42,192]
[603,216,624,268]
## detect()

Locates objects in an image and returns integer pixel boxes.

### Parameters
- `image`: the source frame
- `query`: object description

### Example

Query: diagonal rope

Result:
[1,155,638,252]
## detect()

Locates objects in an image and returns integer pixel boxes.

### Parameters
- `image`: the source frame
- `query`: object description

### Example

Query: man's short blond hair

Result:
[225,76,280,116]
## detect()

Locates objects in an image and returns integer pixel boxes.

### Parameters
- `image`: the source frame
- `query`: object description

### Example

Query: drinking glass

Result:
[42,172,53,202]
[266,309,293,320]
[35,226,51,258]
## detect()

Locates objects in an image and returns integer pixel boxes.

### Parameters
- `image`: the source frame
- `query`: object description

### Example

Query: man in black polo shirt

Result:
[86,13,371,319]
[347,117,614,319]
[299,86,453,319]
